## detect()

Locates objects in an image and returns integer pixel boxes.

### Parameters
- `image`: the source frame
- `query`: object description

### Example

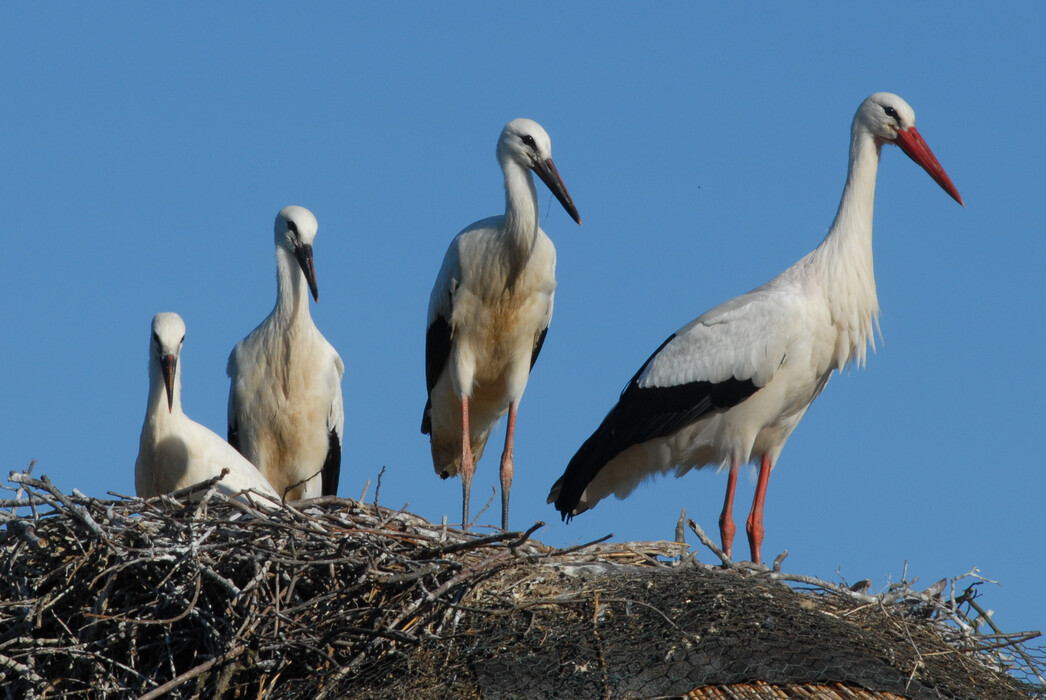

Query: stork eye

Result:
[883,105,900,121]
[180,335,185,344]
[521,134,537,150]
[287,220,299,235]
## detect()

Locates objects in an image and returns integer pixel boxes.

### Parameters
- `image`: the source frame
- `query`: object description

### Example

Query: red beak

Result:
[894,126,964,207]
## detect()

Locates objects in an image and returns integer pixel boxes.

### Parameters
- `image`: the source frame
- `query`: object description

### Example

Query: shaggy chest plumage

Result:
[229,313,342,499]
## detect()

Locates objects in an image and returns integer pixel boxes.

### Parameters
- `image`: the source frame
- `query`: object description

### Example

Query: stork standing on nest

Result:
[227,206,345,501]
[136,312,279,501]
[422,118,581,531]
[549,93,963,564]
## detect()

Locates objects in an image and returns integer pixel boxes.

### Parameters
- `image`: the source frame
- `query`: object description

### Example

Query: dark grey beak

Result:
[533,157,581,225]
[161,354,176,412]
[295,243,319,302]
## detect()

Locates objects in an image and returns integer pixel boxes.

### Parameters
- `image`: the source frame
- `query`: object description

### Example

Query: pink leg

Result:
[460,395,475,531]
[746,452,772,565]
[719,459,739,559]
[499,403,516,531]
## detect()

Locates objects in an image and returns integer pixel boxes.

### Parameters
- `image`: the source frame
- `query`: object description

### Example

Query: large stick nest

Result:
[1,468,1042,699]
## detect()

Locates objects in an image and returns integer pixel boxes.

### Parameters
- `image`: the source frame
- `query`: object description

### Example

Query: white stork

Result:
[135,312,279,502]
[423,118,581,531]
[227,206,345,501]
[548,93,963,564]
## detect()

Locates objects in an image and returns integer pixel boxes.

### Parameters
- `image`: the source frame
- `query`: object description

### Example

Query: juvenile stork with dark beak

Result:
[423,118,581,530]
[135,312,279,502]
[228,206,345,501]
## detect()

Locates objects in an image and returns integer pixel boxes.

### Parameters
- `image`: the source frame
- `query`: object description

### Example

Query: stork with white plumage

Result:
[422,118,581,531]
[227,206,345,501]
[136,312,279,502]
[548,93,963,564]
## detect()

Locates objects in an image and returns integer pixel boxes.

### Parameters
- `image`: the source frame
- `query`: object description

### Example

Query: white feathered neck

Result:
[272,246,313,324]
[499,155,541,264]
[808,117,883,370]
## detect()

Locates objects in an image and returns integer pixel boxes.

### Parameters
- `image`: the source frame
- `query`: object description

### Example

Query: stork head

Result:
[497,118,581,224]
[856,92,963,206]
[150,312,185,413]
[275,205,320,302]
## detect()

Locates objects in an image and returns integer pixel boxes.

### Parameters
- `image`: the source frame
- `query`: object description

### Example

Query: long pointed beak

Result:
[533,157,582,225]
[894,126,964,206]
[161,354,176,412]
[295,243,319,302]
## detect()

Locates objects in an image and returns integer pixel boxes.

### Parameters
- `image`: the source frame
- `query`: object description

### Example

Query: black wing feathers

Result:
[422,314,453,434]
[228,421,240,453]
[322,428,341,497]
[552,333,760,518]
[530,326,549,370]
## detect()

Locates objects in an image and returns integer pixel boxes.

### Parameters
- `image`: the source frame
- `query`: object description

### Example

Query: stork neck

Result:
[830,130,881,242]
[811,127,883,367]
[274,248,313,323]
[500,159,540,258]
[814,128,884,275]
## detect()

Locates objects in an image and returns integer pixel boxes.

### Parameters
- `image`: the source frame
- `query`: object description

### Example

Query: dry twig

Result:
[0,468,1041,699]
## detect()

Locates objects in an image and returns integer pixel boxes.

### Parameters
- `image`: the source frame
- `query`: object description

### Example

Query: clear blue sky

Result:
[4,4,1044,645]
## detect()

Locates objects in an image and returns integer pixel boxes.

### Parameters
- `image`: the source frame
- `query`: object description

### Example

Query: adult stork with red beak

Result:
[549,93,963,564]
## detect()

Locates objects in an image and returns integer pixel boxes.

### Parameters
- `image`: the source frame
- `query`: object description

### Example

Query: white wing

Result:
[638,279,812,391]
[184,419,280,502]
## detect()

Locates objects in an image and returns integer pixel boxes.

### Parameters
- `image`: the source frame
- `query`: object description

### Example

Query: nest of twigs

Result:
[1,467,1043,699]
